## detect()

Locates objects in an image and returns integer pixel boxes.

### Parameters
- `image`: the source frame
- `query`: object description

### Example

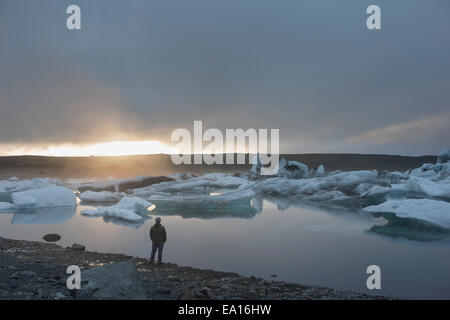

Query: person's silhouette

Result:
[149,217,167,264]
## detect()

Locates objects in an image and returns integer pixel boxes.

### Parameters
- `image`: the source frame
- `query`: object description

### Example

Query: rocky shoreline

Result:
[0,237,390,300]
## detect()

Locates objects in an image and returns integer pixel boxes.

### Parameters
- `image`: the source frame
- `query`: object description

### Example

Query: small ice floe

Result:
[11,186,77,210]
[79,190,124,203]
[81,197,153,221]
[364,199,450,229]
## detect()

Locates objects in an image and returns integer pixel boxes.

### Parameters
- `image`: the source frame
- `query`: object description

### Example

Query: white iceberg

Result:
[81,197,153,221]
[249,154,262,179]
[362,185,391,198]
[11,186,77,210]
[132,173,249,197]
[77,175,173,193]
[0,177,60,193]
[410,161,450,182]
[277,158,309,179]
[402,177,450,200]
[255,170,380,197]
[148,189,255,209]
[364,199,450,229]
[79,190,124,203]
[0,202,15,211]
[315,165,326,177]
[437,148,450,164]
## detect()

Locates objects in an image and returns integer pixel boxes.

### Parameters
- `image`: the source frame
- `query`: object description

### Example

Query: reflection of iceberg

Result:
[102,215,149,229]
[261,195,366,216]
[151,205,258,219]
[11,206,76,224]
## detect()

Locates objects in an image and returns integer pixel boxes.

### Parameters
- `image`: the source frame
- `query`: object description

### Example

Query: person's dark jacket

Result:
[150,224,167,243]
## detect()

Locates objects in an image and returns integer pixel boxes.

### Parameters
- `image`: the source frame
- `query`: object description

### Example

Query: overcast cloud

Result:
[0,0,449,155]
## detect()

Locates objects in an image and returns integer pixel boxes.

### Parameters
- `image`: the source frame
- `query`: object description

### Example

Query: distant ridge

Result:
[0,153,436,180]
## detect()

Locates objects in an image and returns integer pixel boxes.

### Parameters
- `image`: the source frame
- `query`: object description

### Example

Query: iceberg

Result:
[81,197,153,221]
[148,189,255,209]
[410,149,450,182]
[437,148,450,164]
[79,190,124,203]
[78,176,174,193]
[249,154,262,179]
[362,185,391,198]
[277,158,309,179]
[315,165,326,177]
[255,170,380,197]
[132,173,249,197]
[0,177,60,193]
[402,177,450,200]
[0,202,15,211]
[11,186,77,210]
[364,199,450,229]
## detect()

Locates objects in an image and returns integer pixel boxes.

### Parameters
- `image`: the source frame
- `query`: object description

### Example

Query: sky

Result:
[0,0,449,156]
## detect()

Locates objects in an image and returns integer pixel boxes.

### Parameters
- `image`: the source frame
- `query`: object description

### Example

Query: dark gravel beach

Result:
[0,237,390,300]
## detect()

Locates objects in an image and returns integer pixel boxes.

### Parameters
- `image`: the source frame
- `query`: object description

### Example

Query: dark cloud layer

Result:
[0,0,449,155]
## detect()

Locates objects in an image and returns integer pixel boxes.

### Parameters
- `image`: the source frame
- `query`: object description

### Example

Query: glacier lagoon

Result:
[1,198,450,299]
[1,150,449,299]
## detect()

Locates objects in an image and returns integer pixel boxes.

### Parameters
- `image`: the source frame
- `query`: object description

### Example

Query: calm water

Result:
[1,199,450,299]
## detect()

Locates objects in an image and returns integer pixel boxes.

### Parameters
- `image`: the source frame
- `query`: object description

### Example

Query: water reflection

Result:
[11,206,76,224]
[254,195,450,244]
[4,192,450,244]
[1,196,450,299]
[102,216,149,229]
[151,205,258,219]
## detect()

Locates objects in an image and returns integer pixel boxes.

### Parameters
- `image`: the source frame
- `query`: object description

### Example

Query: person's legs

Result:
[157,242,164,263]
[150,242,157,262]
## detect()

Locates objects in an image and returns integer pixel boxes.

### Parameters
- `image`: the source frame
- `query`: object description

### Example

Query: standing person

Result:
[149,217,167,264]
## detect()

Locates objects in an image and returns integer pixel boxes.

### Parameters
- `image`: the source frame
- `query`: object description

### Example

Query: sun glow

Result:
[3,140,179,157]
